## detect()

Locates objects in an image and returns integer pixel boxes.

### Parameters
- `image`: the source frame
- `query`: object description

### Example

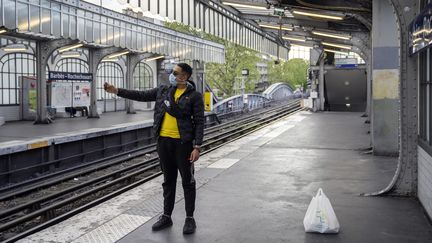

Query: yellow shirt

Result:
[159,88,186,138]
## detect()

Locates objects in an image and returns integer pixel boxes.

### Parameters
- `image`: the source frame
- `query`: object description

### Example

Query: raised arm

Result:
[104,82,158,102]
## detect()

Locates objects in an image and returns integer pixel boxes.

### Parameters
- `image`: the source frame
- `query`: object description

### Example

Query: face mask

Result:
[169,73,177,86]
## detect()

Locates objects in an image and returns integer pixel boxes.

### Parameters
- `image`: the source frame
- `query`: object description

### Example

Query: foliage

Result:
[164,21,261,97]
[205,43,260,96]
[268,58,309,90]
[164,21,225,45]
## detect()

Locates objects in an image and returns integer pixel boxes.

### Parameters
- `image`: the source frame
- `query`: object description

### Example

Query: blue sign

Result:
[409,3,432,55]
[48,71,93,81]
[335,64,358,68]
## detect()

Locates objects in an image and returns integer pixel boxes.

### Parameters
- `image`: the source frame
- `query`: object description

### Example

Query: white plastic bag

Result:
[303,188,340,233]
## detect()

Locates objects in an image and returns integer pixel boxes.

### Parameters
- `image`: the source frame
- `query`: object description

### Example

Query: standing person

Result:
[104,63,204,234]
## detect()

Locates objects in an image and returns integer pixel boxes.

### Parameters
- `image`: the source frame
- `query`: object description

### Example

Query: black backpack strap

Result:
[162,86,187,120]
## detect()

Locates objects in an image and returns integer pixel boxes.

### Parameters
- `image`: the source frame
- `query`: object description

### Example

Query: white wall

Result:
[0,106,20,121]
[418,146,432,219]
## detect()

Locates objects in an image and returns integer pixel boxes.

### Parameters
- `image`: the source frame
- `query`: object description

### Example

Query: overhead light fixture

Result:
[61,53,81,58]
[101,58,119,62]
[413,37,423,43]
[282,36,306,42]
[60,51,81,58]
[322,42,351,50]
[58,43,84,53]
[293,10,344,20]
[413,28,432,36]
[107,51,130,59]
[259,24,292,31]
[222,1,267,10]
[312,31,350,40]
[4,47,27,52]
[3,44,27,52]
[324,48,349,55]
[146,55,165,61]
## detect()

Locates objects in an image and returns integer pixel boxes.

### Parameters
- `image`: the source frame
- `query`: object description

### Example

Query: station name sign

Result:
[409,3,432,55]
[335,58,358,68]
[48,71,93,81]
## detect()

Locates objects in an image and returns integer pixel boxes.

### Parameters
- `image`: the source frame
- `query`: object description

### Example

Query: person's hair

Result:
[176,63,193,78]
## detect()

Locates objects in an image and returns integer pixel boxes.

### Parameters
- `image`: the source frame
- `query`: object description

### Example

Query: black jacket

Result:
[117,82,204,145]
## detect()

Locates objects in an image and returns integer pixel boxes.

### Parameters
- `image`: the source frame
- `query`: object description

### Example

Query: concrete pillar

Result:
[319,58,325,111]
[371,0,400,156]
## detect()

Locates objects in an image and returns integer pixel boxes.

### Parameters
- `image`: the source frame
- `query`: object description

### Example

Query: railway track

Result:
[0,100,302,242]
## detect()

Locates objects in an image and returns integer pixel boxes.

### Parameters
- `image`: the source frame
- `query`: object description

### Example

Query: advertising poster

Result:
[51,82,73,108]
[72,82,91,107]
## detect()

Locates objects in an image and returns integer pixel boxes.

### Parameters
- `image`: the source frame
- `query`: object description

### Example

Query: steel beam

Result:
[346,13,372,31]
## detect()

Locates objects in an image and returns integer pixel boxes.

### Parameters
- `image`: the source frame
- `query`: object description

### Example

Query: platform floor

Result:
[19,111,432,243]
[0,110,154,144]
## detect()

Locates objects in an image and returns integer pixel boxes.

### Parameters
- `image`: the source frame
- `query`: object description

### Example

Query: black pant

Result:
[157,136,196,217]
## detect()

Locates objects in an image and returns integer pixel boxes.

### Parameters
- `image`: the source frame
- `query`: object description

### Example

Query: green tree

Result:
[164,21,261,97]
[268,58,309,89]
[205,43,260,97]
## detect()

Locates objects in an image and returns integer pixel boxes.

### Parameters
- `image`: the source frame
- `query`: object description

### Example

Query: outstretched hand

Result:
[104,82,118,94]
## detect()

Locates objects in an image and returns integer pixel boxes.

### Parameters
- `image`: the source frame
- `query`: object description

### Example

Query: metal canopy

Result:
[1,0,225,63]
[221,0,371,53]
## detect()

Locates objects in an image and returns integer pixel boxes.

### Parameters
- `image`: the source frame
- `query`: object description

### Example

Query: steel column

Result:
[365,0,418,196]
[125,53,153,114]
[88,47,124,118]
[319,57,325,111]
[387,0,418,196]
[192,60,203,94]
[35,39,77,124]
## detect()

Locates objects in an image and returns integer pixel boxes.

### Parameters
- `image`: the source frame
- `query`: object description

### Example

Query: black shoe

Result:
[183,217,196,234]
[152,215,173,231]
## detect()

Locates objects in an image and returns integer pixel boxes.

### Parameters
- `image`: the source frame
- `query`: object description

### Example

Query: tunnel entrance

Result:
[324,68,367,112]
